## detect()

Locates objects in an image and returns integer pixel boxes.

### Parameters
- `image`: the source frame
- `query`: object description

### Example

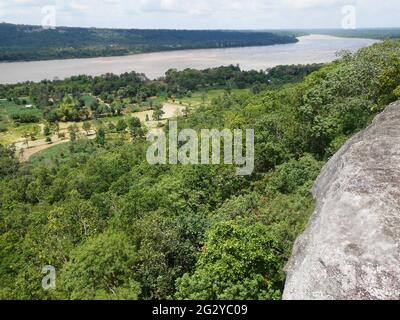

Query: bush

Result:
[11,111,40,123]
[394,85,400,99]
[0,123,7,133]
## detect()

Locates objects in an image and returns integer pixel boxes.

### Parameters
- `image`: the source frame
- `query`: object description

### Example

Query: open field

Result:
[173,89,249,107]
[0,89,223,147]
[2,88,245,161]
[5,102,185,162]
[28,141,72,165]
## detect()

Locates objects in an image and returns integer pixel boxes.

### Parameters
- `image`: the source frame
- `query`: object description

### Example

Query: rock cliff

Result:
[283,101,400,300]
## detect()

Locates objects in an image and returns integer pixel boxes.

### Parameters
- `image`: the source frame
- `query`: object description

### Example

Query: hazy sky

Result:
[0,0,399,29]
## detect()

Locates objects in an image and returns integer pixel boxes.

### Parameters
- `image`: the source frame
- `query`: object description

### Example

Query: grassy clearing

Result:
[0,99,40,120]
[149,94,168,106]
[0,99,44,143]
[29,141,72,165]
[0,89,246,146]
[0,123,44,144]
[174,89,249,106]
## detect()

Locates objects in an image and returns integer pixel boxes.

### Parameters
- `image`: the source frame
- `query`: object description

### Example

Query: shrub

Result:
[11,111,40,123]
[0,123,7,133]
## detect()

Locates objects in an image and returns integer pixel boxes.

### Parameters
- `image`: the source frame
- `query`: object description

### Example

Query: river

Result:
[0,35,379,84]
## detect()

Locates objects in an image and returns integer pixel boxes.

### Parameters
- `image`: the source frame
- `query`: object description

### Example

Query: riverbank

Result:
[0,35,378,84]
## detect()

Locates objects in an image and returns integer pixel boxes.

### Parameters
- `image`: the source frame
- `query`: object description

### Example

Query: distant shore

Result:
[0,35,379,84]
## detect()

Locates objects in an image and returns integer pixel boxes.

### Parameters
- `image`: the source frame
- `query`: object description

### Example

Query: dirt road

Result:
[15,102,185,161]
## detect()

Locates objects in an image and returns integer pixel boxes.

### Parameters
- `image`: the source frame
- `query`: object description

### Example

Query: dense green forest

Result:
[0,40,399,300]
[0,23,298,62]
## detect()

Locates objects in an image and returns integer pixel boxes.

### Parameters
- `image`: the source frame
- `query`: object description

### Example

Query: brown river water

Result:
[0,35,379,84]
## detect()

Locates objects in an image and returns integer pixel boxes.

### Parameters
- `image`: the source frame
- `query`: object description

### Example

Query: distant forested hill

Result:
[302,28,400,40]
[0,23,298,62]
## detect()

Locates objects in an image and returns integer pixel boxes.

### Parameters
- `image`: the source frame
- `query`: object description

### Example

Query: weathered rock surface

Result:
[283,101,400,300]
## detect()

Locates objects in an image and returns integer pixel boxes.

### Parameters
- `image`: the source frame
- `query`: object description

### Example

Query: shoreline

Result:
[0,35,379,84]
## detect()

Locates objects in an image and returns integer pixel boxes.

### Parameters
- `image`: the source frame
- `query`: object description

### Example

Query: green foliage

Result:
[68,124,78,142]
[95,128,106,146]
[394,85,400,98]
[43,125,51,137]
[82,121,92,134]
[267,155,323,194]
[0,144,19,178]
[116,119,128,133]
[175,221,284,300]
[0,39,399,300]
[152,105,165,121]
[0,123,7,133]
[165,64,321,96]
[59,231,140,300]
[10,110,41,123]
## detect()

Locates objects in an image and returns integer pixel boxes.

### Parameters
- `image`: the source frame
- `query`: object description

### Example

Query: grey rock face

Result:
[283,101,400,300]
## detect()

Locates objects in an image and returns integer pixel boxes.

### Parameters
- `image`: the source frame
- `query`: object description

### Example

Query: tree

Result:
[152,105,164,122]
[116,119,127,134]
[0,144,19,177]
[90,99,99,112]
[111,102,123,116]
[128,117,143,140]
[22,131,30,148]
[175,221,284,300]
[27,125,40,142]
[90,99,100,119]
[43,125,51,137]
[183,104,190,118]
[54,121,60,137]
[95,128,106,146]
[59,95,79,121]
[82,121,92,136]
[29,132,37,141]
[201,92,207,105]
[68,124,78,142]
[108,121,116,132]
[59,231,141,300]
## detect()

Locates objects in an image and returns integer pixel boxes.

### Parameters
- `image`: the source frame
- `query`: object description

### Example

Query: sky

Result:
[0,0,399,29]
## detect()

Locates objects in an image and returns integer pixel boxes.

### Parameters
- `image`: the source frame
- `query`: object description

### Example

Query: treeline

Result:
[165,64,322,94]
[0,40,399,300]
[10,111,41,124]
[0,23,298,62]
[309,28,400,40]
[0,71,163,123]
[0,72,155,105]
[0,64,321,123]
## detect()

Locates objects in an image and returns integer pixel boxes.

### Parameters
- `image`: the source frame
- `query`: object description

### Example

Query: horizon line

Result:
[1,21,400,31]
